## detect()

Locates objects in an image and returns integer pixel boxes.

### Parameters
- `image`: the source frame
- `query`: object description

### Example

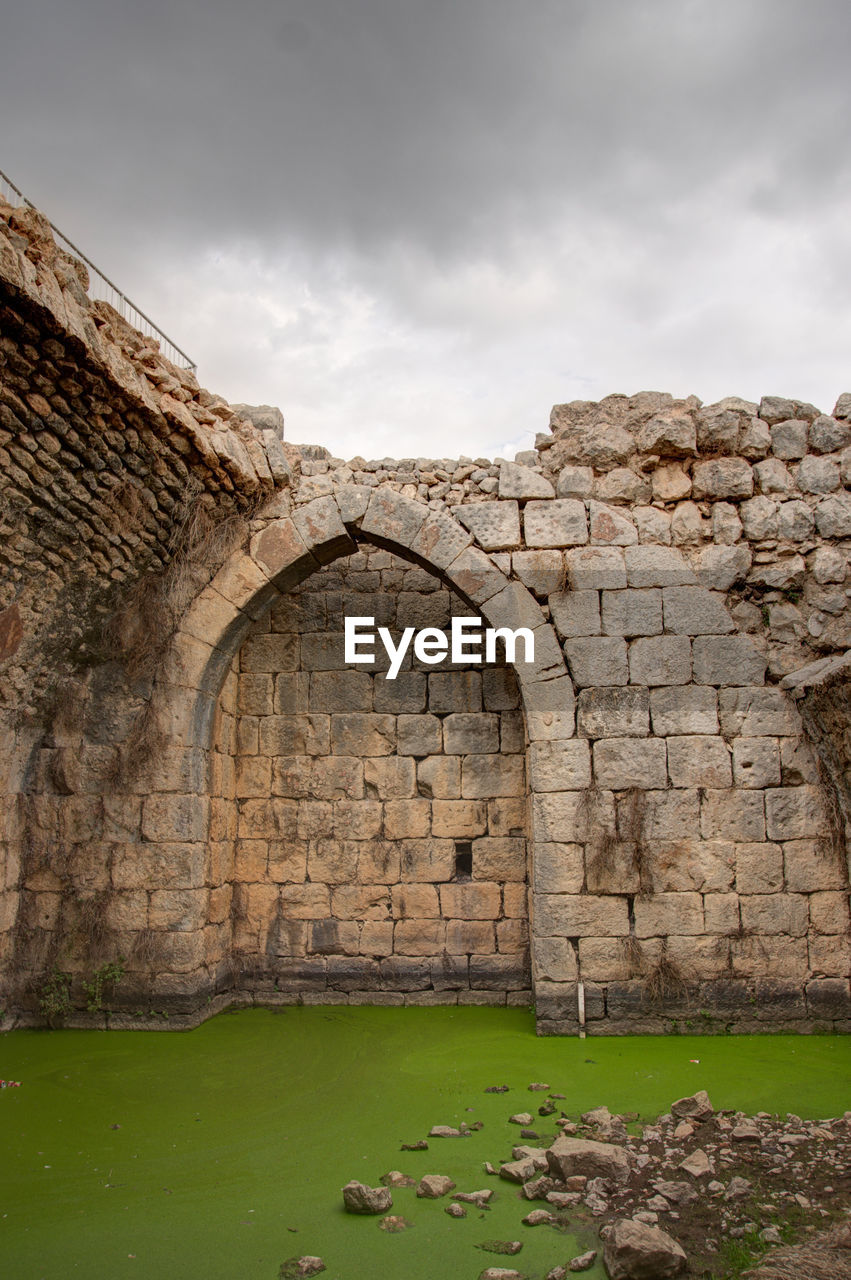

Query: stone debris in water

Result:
[416,1174,456,1198]
[378,1214,413,1232]
[477,1240,523,1255]
[341,1181,392,1215]
[277,1258,326,1278]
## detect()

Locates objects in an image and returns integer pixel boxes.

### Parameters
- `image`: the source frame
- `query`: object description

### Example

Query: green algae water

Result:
[2,1007,849,1280]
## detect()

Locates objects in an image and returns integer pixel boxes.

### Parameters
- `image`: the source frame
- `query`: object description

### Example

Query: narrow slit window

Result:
[454,840,473,881]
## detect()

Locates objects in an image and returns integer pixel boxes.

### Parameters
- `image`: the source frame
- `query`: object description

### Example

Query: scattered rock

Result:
[485,1086,510,1094]
[380,1170,416,1188]
[378,1215,412,1233]
[454,1189,494,1207]
[510,1113,534,1126]
[547,1136,631,1185]
[678,1149,712,1179]
[430,1125,465,1137]
[416,1174,456,1199]
[478,1240,523,1255]
[670,1091,714,1121]
[278,1258,326,1279]
[568,1251,598,1273]
[400,1140,428,1151]
[478,1269,524,1280]
[603,1218,687,1279]
[445,1202,466,1218]
[651,1180,699,1207]
[528,1083,550,1092]
[342,1181,392,1215]
[522,1208,555,1226]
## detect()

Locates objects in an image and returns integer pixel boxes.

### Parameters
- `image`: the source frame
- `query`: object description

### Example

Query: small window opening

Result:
[454,841,473,881]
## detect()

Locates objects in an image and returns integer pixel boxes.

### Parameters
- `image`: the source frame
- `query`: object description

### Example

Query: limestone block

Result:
[240,633,300,673]
[754,456,794,495]
[588,501,638,545]
[641,789,700,841]
[110,842,207,891]
[488,796,528,836]
[329,885,391,920]
[667,736,731,788]
[808,935,851,977]
[601,588,663,637]
[153,930,207,973]
[665,934,730,978]
[810,413,851,452]
[461,754,525,798]
[409,508,473,571]
[397,714,442,756]
[718,688,800,738]
[577,936,637,981]
[360,487,428,548]
[309,919,360,955]
[565,637,628,687]
[646,840,735,893]
[535,936,579,982]
[308,665,371,716]
[797,455,840,494]
[373,671,427,714]
[528,740,591,791]
[652,462,692,501]
[299,632,347,671]
[500,709,525,753]
[783,838,844,891]
[523,498,587,548]
[739,416,772,458]
[470,836,526,881]
[770,419,808,458]
[735,843,783,894]
[309,839,361,884]
[332,800,383,839]
[440,881,501,919]
[532,789,608,843]
[499,461,555,500]
[702,892,740,934]
[275,672,311,713]
[637,410,697,456]
[557,464,594,497]
[234,838,268,881]
[211,551,277,618]
[330,714,396,756]
[443,712,499,754]
[360,920,395,956]
[102,795,143,843]
[259,714,330,758]
[692,457,753,499]
[431,799,488,838]
[525,710,575,742]
[732,934,808,978]
[662,586,735,635]
[633,891,703,937]
[596,466,652,504]
[384,799,431,839]
[701,790,765,842]
[275,756,364,800]
[731,737,781,789]
[392,883,440,918]
[357,840,401,883]
[238,673,274,715]
[267,840,310,883]
[534,892,629,936]
[422,672,479,715]
[809,891,851,934]
[577,686,649,738]
[394,918,447,954]
[649,686,718,736]
[549,589,601,637]
[141,794,209,843]
[629,636,691,686]
[566,546,627,590]
[482,668,521,711]
[400,837,457,882]
[815,491,851,537]
[671,500,709,545]
[295,800,334,839]
[496,917,529,952]
[454,500,521,550]
[362,757,416,800]
[279,884,331,918]
[416,755,460,799]
[635,504,673,544]
[549,413,635,466]
[444,545,507,605]
[512,550,565,598]
[692,636,766,686]
[765,786,830,841]
[740,893,808,936]
[811,546,848,584]
[694,545,752,592]
[503,883,528,917]
[447,919,497,954]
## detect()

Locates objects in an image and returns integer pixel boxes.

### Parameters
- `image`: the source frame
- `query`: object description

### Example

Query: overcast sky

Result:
[3,1,850,459]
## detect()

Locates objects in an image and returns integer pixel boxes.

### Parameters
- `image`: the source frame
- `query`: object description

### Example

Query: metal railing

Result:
[0,167,196,372]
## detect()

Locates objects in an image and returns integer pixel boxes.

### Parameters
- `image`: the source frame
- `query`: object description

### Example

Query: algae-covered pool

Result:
[2,1006,849,1280]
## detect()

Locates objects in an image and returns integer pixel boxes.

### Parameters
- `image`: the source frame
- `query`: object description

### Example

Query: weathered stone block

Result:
[442,713,499,754]
[648,686,717,736]
[524,498,588,548]
[740,893,808,936]
[309,918,360,955]
[267,840,309,884]
[238,672,274,715]
[667,736,731,788]
[399,838,455,882]
[624,544,696,587]
[528,740,591,791]
[534,892,629,936]
[394,918,446,955]
[384,799,431,839]
[805,978,851,1019]
[566,546,627,590]
[702,892,740,934]
[470,955,527,989]
[427,671,482,713]
[496,917,528,953]
[275,671,311,713]
[629,635,691,686]
[577,686,649,738]
[235,755,272,798]
[454,500,521,550]
[482,667,521,711]
[633,891,703,938]
[765,787,830,841]
[392,883,440,918]
[415,755,460,799]
[329,885,391,920]
[593,737,667,790]
[601,588,662,636]
[240,633,300,673]
[471,837,526,881]
[446,920,495,954]
[363,757,416,799]
[397,713,442,756]
[808,934,851,976]
[808,891,851,934]
[461,754,525,798]
[700,790,765,842]
[373,671,427,713]
[512,549,564,596]
[692,457,753,499]
[532,790,605,843]
[278,884,331,918]
[440,881,501,919]
[692,636,766,686]
[661,586,735,636]
[549,589,601,637]
[488,796,528,837]
[308,839,360,884]
[330,713,396,757]
[647,840,735,893]
[717,687,800,737]
[783,838,844,891]
[732,737,780,789]
[141,794,209,843]
[565,637,628,686]
[359,920,395,956]
[735,842,783,894]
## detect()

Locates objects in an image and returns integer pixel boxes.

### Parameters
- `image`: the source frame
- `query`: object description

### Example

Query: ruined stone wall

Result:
[1,196,849,1034]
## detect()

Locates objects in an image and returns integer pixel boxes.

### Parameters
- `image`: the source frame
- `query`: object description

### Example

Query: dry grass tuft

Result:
[643,939,688,1004]
[743,1223,851,1279]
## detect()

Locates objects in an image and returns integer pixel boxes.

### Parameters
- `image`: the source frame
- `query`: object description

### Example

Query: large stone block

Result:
[700,790,765,842]
[431,799,488,838]
[783,838,845,891]
[488,796,528,836]
[512,549,565,597]
[717,687,801,737]
[667,735,731,788]
[601,588,662,637]
[532,789,607,843]
[141,794,210,843]
[308,839,361,884]
[565,637,628,687]
[534,892,629,936]
[275,756,364,800]
[392,883,440,918]
[482,667,521,711]
[400,838,455,882]
[332,800,383,839]
[629,636,691,686]
[330,713,396,756]
[588,501,638,546]
[471,836,527,881]
[808,891,851,934]
[330,885,392,920]
[577,686,649,738]
[740,893,808,936]
[279,884,331,918]
[731,737,781,789]
[357,840,401,883]
[735,842,783,894]
[649,686,717,736]
[259,714,330,757]
[692,636,766,687]
[661,586,735,635]
[442,712,499,754]
[549,589,601,638]
[528,740,591,791]
[364,756,417,799]
[267,840,310,884]
[308,918,360,955]
[394,918,447,955]
[633,891,703,937]
[593,737,667,790]
[524,499,588,548]
[416,755,461,799]
[373,671,427,714]
[446,919,496,954]
[461,753,525,799]
[647,840,735,893]
[454,500,521,550]
[440,881,501,919]
[397,713,442,755]
[566,546,627,590]
[765,787,831,841]
[427,671,482,713]
[240,633,300,673]
[384,798,431,839]
[624,544,696,587]
[692,457,754,499]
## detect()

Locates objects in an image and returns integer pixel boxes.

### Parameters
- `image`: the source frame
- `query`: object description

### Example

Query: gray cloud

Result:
[3,1,850,456]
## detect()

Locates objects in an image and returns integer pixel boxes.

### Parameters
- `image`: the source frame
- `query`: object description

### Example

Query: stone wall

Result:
[1,196,849,1033]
